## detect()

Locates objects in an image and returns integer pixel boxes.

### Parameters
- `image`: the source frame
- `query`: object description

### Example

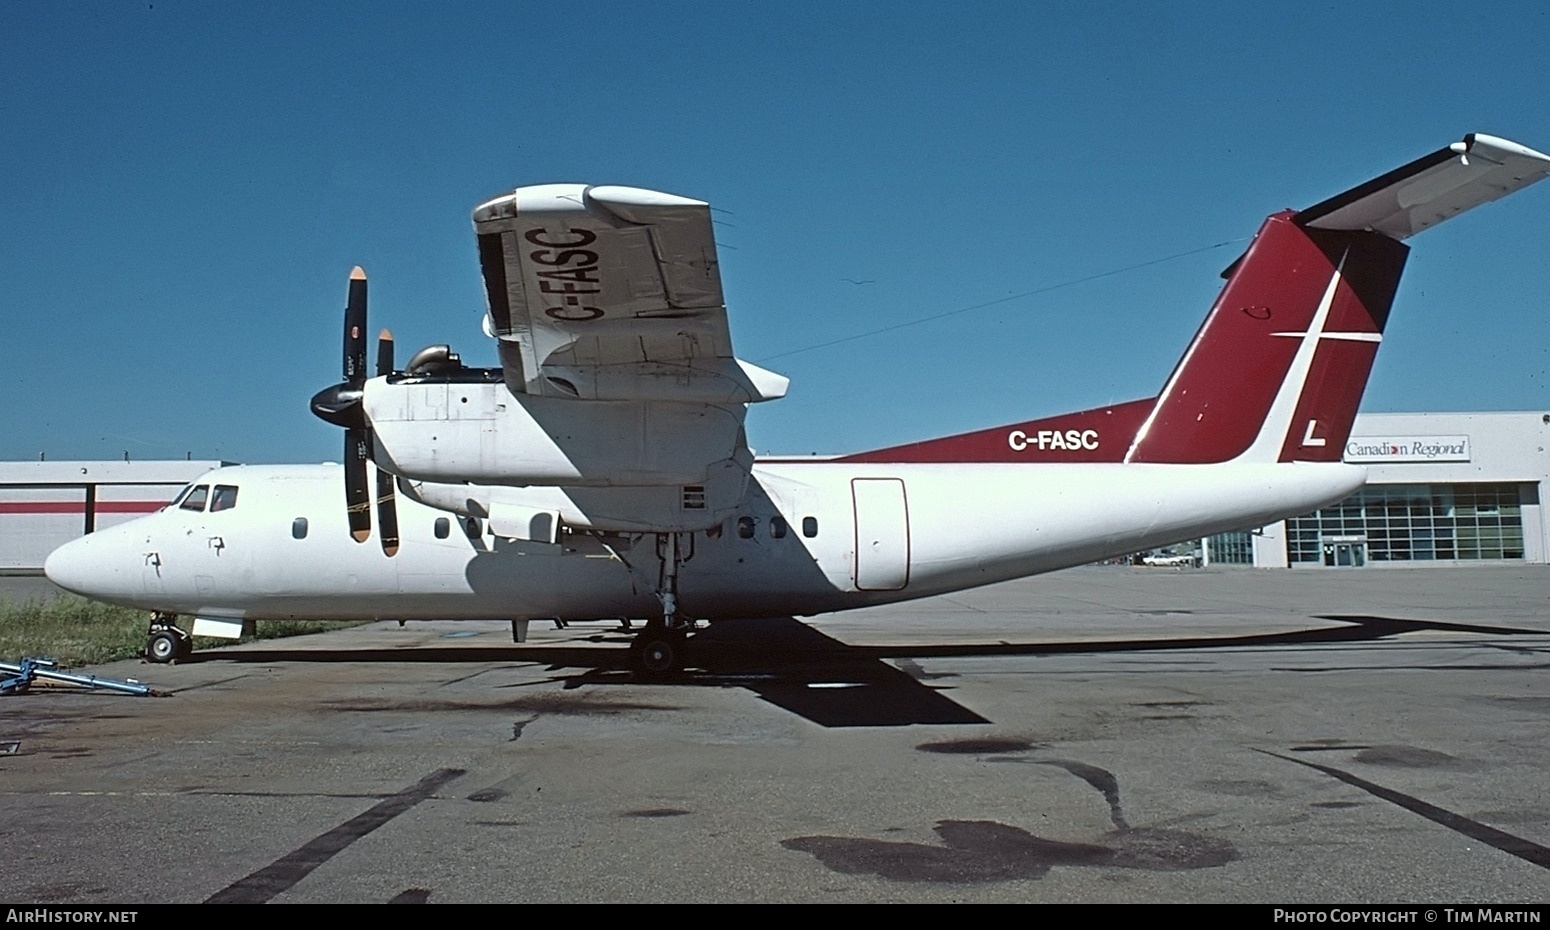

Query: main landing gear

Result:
[628,532,695,679]
[145,612,193,664]
[629,623,689,678]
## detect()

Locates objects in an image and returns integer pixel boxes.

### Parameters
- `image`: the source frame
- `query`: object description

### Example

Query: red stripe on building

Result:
[0,501,167,515]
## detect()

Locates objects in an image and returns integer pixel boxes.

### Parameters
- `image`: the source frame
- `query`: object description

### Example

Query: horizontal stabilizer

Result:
[1295,133,1550,239]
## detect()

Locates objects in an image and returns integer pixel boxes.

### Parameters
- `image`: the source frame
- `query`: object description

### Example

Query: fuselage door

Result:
[851,477,909,591]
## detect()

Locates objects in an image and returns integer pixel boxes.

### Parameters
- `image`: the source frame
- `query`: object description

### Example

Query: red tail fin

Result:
[1128,133,1550,463]
[833,134,1549,466]
[1124,215,1407,464]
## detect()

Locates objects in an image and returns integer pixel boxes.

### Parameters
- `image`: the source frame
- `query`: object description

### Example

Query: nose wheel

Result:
[145,614,193,664]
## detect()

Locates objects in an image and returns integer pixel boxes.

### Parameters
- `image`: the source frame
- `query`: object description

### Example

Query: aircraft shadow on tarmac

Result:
[191,613,1546,728]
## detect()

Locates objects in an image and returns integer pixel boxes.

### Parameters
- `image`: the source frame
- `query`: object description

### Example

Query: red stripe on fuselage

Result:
[832,397,1155,463]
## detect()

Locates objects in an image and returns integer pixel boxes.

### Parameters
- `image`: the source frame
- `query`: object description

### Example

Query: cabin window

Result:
[180,485,209,512]
[803,516,819,538]
[434,517,451,539]
[465,516,482,539]
[770,516,788,539]
[210,485,239,512]
[291,517,308,539]
[737,516,756,539]
[705,522,722,540]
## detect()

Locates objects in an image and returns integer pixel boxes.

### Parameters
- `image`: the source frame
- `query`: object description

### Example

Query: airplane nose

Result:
[44,536,93,595]
[44,534,108,598]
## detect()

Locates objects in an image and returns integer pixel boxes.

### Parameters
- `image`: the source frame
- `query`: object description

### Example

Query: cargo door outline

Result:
[851,477,910,591]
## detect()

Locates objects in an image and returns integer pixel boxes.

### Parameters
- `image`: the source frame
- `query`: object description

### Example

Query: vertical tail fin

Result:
[831,134,1547,467]
[1125,215,1406,464]
[1127,133,1550,465]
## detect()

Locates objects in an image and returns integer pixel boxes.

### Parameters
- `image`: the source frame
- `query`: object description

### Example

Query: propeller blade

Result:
[377,329,394,377]
[344,266,368,386]
[345,428,372,543]
[377,467,400,557]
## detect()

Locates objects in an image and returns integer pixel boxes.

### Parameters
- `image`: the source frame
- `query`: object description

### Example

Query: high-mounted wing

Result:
[336,185,789,535]
[473,184,787,404]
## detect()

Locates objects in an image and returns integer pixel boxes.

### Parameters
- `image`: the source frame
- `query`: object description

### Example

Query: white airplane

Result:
[44,133,1550,675]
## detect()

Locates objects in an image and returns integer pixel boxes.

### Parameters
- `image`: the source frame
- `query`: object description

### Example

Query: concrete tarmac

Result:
[2,564,1549,903]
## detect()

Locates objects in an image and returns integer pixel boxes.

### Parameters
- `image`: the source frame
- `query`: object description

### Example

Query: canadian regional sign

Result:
[1344,435,1471,463]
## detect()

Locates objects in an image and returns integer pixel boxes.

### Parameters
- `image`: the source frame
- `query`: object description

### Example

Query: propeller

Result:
[374,328,400,557]
[309,267,400,556]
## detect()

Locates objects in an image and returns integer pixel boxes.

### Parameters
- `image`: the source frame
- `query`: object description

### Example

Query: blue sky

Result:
[4,2,1549,463]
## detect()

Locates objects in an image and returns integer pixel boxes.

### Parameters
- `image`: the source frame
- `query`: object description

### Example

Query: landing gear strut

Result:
[144,612,193,664]
[629,532,694,678]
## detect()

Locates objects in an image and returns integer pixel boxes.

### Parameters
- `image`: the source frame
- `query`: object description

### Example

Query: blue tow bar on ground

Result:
[0,657,156,696]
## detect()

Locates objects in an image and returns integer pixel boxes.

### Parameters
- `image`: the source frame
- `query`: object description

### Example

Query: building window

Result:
[1205,531,1253,564]
[1287,482,1526,565]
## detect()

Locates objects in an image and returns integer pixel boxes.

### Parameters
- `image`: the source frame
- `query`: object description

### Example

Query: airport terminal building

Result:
[1210,411,1550,568]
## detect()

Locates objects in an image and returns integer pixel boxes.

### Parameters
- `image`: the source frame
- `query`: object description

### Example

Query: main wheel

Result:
[146,631,182,664]
[631,631,686,678]
[641,637,677,672]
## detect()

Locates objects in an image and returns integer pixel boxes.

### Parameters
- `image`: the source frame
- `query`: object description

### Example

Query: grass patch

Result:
[0,596,363,667]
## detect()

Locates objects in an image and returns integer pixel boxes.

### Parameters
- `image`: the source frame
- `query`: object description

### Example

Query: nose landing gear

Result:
[145,612,192,664]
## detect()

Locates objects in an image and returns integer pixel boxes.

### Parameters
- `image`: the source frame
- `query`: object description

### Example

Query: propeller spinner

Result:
[309,267,400,556]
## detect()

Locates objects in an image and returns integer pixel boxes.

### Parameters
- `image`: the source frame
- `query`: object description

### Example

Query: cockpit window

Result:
[180,485,210,512]
[169,484,195,509]
[210,485,239,512]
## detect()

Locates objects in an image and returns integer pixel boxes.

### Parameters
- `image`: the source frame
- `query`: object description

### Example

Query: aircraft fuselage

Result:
[44,459,1364,625]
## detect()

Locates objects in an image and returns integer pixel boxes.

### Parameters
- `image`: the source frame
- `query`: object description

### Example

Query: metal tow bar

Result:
[0,657,157,696]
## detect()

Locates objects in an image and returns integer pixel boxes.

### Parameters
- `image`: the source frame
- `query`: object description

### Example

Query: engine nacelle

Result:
[399,451,753,536]
[363,377,745,488]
